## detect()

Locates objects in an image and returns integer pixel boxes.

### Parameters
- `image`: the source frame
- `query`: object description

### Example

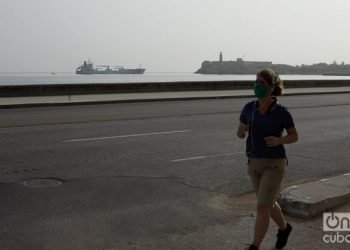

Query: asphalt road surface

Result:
[1,93,350,249]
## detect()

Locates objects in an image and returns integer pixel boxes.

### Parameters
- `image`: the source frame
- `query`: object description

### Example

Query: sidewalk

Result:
[2,86,350,108]
[278,172,350,219]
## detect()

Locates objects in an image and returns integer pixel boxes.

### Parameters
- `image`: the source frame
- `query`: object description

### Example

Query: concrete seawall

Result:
[2,80,350,97]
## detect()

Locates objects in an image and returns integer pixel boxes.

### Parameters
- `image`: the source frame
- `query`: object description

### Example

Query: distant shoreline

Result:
[196,55,350,75]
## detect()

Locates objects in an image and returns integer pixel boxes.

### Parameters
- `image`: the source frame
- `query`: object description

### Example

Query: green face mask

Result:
[254,83,268,98]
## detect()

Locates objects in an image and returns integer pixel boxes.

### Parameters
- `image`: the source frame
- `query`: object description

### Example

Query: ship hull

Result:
[76,68,145,75]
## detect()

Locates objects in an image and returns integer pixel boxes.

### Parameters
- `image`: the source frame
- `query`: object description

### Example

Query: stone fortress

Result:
[195,52,350,75]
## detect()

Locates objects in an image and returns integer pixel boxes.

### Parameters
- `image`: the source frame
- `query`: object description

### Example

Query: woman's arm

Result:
[237,123,249,139]
[264,127,298,147]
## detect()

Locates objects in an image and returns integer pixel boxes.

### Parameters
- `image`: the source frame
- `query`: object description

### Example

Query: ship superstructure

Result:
[76,60,145,74]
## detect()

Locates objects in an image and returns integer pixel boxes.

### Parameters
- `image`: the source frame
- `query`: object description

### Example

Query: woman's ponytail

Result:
[272,80,284,96]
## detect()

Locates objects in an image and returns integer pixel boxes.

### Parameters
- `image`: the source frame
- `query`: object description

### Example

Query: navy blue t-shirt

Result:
[239,99,295,159]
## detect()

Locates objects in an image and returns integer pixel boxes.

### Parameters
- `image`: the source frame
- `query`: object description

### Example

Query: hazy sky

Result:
[1,0,350,73]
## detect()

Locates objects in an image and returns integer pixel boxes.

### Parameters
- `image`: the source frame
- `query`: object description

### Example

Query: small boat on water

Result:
[76,60,145,74]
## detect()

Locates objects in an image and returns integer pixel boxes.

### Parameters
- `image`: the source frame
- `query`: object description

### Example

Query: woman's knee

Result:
[257,202,273,213]
[272,201,281,210]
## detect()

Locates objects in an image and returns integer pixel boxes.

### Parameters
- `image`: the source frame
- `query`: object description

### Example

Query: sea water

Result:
[1,72,350,86]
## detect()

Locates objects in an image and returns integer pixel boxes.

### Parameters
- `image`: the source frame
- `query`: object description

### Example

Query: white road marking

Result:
[171,152,245,162]
[172,156,207,162]
[319,178,330,182]
[64,130,191,143]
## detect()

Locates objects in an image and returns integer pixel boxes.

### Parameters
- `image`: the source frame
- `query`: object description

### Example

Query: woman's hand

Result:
[237,123,249,139]
[264,136,281,147]
[265,128,299,147]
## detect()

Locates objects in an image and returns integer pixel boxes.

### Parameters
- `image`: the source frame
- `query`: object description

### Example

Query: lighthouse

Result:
[219,52,223,62]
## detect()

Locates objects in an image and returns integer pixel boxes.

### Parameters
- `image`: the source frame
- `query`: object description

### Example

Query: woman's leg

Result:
[270,202,287,230]
[252,203,273,248]
[251,159,286,248]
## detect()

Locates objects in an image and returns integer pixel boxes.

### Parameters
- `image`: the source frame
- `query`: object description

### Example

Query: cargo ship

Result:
[76,60,145,74]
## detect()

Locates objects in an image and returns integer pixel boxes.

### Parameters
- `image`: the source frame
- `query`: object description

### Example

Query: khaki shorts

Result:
[247,158,287,204]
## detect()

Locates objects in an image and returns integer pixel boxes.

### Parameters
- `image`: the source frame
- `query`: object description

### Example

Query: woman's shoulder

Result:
[242,100,257,111]
[276,102,289,109]
[245,100,257,107]
[275,102,292,113]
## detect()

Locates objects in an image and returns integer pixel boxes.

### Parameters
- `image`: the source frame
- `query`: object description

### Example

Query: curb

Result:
[1,90,350,109]
[278,173,350,219]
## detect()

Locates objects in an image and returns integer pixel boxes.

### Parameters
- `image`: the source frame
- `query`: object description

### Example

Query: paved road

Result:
[1,93,350,187]
[1,93,350,249]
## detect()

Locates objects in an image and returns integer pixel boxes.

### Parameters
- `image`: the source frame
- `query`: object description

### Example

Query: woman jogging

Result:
[237,68,299,250]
